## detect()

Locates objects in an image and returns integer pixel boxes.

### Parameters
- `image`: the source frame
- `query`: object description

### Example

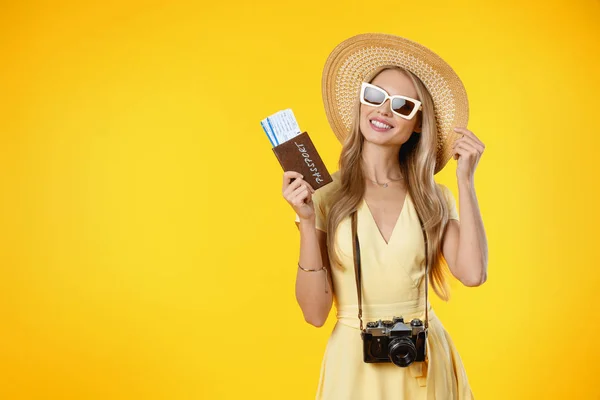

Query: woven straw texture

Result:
[322,33,469,174]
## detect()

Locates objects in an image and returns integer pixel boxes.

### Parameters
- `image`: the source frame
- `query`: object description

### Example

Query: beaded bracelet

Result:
[298,262,329,294]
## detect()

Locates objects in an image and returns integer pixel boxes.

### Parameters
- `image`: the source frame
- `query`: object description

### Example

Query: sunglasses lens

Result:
[363,86,386,106]
[392,98,417,117]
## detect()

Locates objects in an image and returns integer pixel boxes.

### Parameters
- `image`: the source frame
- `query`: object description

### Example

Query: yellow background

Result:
[1,0,599,399]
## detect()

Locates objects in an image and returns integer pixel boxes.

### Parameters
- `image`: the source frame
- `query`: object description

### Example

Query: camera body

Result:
[361,316,427,367]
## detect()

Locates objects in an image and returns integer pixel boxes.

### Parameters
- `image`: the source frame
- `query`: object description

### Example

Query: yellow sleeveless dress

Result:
[296,170,474,399]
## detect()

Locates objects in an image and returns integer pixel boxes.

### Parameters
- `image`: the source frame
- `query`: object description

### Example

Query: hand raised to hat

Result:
[451,127,485,182]
[448,126,489,287]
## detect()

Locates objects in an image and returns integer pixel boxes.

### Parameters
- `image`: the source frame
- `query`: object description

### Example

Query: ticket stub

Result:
[260,109,302,146]
[262,108,333,190]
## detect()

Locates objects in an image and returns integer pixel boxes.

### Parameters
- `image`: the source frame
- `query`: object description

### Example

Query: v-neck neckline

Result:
[361,192,409,246]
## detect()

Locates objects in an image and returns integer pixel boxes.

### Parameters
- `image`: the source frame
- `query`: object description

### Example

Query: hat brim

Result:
[321,33,469,174]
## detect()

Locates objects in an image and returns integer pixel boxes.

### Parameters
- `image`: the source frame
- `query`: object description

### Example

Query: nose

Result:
[377,99,393,117]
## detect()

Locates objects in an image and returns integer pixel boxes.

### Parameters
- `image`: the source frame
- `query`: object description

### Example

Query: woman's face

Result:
[359,69,422,147]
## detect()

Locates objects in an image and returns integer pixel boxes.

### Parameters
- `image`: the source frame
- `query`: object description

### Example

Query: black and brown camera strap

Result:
[350,208,429,333]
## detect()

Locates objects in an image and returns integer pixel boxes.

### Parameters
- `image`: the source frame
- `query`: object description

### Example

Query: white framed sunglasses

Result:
[359,82,423,120]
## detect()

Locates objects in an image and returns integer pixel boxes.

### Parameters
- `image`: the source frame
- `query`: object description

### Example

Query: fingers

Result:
[453,127,485,149]
[452,133,484,154]
[282,171,315,198]
[283,171,315,191]
[283,178,303,197]
[453,142,480,160]
[453,145,466,160]
[282,170,304,189]
[283,179,315,200]
[290,185,312,208]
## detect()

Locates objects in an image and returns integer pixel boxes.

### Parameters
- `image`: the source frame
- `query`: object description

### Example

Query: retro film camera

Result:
[361,316,427,367]
[351,211,430,368]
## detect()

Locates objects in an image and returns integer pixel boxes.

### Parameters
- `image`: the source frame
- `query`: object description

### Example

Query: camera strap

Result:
[351,206,429,332]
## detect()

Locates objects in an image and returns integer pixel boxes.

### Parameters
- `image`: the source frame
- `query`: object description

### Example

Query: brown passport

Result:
[272,131,333,190]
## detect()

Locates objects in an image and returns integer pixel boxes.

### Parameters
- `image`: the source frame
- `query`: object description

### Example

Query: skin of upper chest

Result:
[363,185,408,243]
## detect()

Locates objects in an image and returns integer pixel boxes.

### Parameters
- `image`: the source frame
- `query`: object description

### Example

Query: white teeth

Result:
[370,120,392,129]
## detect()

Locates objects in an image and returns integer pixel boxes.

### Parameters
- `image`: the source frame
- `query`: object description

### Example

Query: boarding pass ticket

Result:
[260,109,302,147]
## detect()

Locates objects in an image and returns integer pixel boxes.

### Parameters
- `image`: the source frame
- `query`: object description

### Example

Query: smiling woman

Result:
[283,33,487,399]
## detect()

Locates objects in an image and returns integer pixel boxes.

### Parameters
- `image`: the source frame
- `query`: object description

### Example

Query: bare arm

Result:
[282,170,333,327]
[442,177,488,287]
[295,218,333,327]
[443,126,488,287]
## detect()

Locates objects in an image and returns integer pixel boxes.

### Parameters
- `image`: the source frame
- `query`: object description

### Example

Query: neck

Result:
[361,140,403,181]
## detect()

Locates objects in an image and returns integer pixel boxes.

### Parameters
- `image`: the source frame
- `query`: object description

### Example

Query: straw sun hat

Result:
[322,33,469,174]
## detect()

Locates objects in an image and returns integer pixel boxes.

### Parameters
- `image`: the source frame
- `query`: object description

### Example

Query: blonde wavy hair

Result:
[325,65,455,301]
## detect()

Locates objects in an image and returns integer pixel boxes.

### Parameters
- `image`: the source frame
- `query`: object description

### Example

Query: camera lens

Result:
[388,337,417,367]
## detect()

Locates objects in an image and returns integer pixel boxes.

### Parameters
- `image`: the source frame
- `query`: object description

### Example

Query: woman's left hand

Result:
[452,127,485,182]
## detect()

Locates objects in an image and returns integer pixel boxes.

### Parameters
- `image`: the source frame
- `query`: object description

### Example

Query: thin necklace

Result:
[368,175,404,188]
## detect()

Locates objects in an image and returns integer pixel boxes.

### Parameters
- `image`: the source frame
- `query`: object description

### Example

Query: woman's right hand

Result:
[282,171,316,221]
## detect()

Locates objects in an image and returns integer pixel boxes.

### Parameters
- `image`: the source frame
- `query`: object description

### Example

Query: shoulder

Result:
[435,181,459,220]
[435,182,453,199]
[435,181,449,191]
